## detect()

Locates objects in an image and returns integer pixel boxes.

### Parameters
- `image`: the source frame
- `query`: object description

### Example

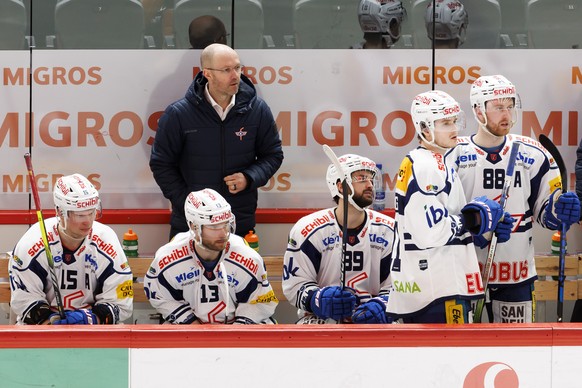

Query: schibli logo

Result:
[443,105,460,115]
[188,193,202,208]
[73,175,87,189]
[463,362,519,388]
[91,234,118,259]
[415,95,433,105]
[159,246,189,270]
[211,211,231,223]
[56,179,69,195]
[76,197,98,208]
[204,189,217,200]
[360,160,376,169]
[301,214,330,237]
[493,86,515,96]
[433,152,445,171]
[447,1,462,9]
[228,251,258,275]
[374,217,394,228]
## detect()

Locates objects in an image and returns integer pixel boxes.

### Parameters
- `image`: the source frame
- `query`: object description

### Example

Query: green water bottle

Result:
[123,228,139,257]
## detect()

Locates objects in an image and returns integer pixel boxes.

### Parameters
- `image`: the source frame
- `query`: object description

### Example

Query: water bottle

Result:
[123,228,139,257]
[373,163,385,211]
[551,231,561,255]
[244,230,259,252]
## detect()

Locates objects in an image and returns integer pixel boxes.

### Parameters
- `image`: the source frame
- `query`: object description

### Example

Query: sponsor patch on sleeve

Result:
[548,176,562,192]
[395,157,412,193]
[116,279,134,299]
[250,290,278,304]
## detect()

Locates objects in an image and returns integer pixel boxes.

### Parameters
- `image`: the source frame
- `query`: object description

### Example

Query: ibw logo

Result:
[463,362,519,387]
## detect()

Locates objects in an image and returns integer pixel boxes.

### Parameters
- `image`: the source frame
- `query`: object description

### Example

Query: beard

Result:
[352,191,374,209]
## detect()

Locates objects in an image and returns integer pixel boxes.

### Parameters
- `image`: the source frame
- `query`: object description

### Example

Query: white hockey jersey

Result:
[144,232,277,324]
[452,134,561,287]
[10,218,133,324]
[283,208,396,317]
[386,147,484,317]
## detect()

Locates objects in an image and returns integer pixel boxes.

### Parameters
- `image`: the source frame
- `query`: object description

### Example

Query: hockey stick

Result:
[473,141,520,323]
[24,153,66,319]
[322,144,349,289]
[539,134,568,322]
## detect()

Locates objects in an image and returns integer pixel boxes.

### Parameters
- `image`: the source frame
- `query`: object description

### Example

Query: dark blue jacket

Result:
[150,73,283,236]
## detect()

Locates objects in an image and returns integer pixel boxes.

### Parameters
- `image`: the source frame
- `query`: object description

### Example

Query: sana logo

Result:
[463,362,519,388]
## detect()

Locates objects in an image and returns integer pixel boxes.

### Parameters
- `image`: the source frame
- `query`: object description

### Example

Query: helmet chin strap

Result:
[420,128,449,152]
[57,223,86,243]
[191,228,229,254]
[339,181,364,212]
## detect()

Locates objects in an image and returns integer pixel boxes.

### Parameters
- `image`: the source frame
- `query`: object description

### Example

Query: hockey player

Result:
[10,174,133,325]
[145,188,277,324]
[386,90,514,323]
[453,75,581,323]
[283,154,396,324]
[424,0,469,49]
[352,0,407,49]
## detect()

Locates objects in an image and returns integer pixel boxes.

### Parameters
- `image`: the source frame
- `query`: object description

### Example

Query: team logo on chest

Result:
[63,252,76,265]
[235,127,247,140]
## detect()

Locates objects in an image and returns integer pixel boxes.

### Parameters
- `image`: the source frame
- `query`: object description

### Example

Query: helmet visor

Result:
[433,110,466,133]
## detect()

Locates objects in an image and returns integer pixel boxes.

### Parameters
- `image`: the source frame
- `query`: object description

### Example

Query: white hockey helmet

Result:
[184,188,235,241]
[470,74,517,112]
[358,0,407,45]
[53,173,101,220]
[425,0,468,45]
[411,90,464,146]
[326,153,378,211]
[470,74,519,129]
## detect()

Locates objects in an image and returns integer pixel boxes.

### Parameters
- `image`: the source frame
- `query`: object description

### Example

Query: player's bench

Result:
[0,254,286,306]
[1,254,579,316]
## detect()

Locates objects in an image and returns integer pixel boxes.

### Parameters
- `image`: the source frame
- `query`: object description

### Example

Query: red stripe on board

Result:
[0,324,563,349]
[0,209,397,225]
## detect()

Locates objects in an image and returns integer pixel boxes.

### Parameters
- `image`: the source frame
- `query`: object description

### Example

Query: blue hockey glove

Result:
[495,212,516,243]
[50,309,97,325]
[461,196,503,236]
[472,233,490,249]
[310,286,356,321]
[544,190,581,230]
[351,296,391,324]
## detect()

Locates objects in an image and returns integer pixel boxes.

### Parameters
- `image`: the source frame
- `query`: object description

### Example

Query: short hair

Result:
[188,15,228,49]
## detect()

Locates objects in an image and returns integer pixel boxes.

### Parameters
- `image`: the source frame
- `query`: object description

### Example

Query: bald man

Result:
[189,15,228,49]
[150,44,284,240]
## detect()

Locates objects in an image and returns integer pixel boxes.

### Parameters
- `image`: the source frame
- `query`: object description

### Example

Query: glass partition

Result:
[1,0,579,50]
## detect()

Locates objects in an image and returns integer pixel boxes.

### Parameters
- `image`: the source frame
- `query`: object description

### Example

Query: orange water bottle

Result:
[244,230,259,252]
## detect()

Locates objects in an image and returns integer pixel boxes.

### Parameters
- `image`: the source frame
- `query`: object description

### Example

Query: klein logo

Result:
[235,127,247,140]
[463,362,519,388]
